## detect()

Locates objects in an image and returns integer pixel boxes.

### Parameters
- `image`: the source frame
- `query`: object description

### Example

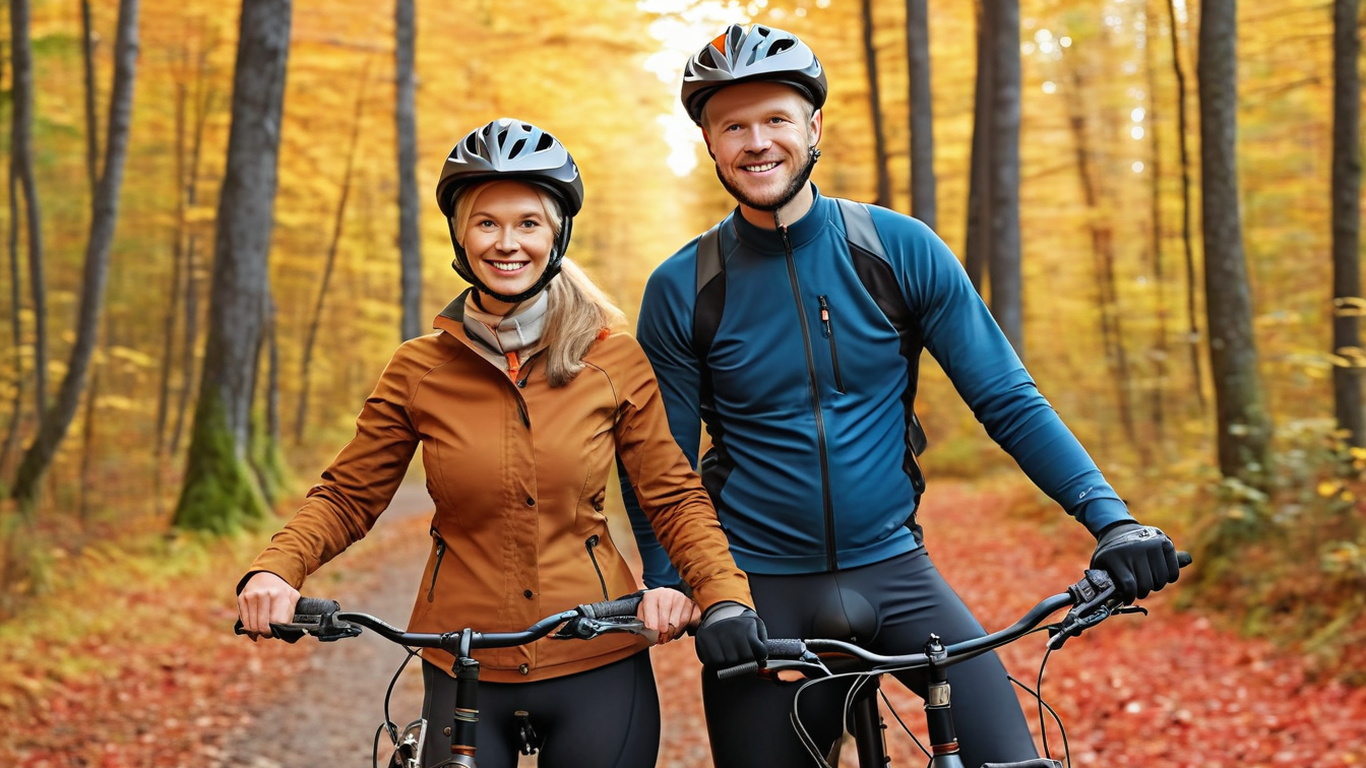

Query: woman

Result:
[236,118,757,767]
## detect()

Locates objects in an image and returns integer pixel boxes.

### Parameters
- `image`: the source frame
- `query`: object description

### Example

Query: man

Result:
[624,23,1180,768]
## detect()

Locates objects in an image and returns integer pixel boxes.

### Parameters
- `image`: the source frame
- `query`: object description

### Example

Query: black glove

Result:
[1090,522,1180,603]
[694,602,768,668]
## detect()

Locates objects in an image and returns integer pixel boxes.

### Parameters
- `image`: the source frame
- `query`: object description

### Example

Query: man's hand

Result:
[1090,523,1180,603]
[694,602,767,668]
[637,587,700,645]
[237,571,300,640]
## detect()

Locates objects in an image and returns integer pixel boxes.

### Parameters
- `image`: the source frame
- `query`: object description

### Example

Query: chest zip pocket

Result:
[427,526,448,602]
[818,296,847,394]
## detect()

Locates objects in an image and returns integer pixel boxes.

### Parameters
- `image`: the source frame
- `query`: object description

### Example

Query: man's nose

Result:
[742,126,771,152]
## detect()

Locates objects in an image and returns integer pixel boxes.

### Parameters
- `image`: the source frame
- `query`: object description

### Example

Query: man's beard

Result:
[715,148,820,213]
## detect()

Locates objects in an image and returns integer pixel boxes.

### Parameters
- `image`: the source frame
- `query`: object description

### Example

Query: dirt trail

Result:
[213,484,435,768]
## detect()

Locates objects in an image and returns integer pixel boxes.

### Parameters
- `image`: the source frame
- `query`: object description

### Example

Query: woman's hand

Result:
[237,571,301,640]
[637,587,701,645]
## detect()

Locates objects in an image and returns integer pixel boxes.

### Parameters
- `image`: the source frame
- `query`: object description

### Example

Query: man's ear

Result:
[809,109,823,148]
[701,128,716,160]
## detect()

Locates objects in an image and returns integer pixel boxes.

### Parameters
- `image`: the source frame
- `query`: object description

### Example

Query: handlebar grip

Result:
[716,661,761,681]
[766,638,806,659]
[579,592,644,619]
[293,596,340,620]
[233,596,339,643]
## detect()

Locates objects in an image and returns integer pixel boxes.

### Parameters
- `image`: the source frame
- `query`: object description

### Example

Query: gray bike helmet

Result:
[681,24,828,126]
[436,118,584,303]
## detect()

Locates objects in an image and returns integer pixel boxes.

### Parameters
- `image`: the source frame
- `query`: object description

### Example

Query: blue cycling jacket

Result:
[624,188,1133,585]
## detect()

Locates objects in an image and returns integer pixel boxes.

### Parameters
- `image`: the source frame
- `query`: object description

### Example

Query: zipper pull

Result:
[818,295,832,338]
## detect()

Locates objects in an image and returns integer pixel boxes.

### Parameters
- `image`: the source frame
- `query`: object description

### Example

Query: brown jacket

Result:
[247,298,752,681]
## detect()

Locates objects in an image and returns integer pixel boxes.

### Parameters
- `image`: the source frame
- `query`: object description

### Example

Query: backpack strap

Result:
[692,222,732,503]
[834,198,928,496]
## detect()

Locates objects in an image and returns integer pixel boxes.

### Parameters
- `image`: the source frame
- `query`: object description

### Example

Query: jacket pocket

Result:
[818,295,847,394]
[427,526,448,603]
[584,535,610,601]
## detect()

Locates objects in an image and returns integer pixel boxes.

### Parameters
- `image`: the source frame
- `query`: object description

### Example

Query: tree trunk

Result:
[964,0,991,294]
[984,0,1023,359]
[1198,0,1273,484]
[905,0,936,229]
[1332,0,1364,446]
[1166,0,1207,413]
[1,145,23,478]
[11,0,140,511]
[173,0,293,533]
[81,0,100,195]
[1144,0,1169,448]
[396,0,422,341]
[10,0,47,425]
[170,49,218,459]
[156,62,191,462]
[861,0,892,208]
[1062,63,1141,452]
[296,64,368,444]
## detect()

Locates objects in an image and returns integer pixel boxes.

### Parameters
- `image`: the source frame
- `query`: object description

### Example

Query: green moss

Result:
[171,392,269,533]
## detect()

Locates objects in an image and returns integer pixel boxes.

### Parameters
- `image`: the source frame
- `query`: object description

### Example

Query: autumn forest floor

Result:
[1,481,1363,768]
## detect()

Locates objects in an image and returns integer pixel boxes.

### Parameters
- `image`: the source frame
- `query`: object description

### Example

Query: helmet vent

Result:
[770,39,794,55]
[463,133,479,154]
[536,133,554,152]
[508,138,527,158]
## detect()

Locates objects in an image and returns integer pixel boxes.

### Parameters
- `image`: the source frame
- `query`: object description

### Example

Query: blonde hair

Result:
[448,180,626,387]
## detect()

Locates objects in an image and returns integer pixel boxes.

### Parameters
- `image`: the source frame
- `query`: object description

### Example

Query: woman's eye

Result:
[520,219,540,229]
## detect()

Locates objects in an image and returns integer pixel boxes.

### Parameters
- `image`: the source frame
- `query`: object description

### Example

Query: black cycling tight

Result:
[420,651,659,768]
[702,547,1040,768]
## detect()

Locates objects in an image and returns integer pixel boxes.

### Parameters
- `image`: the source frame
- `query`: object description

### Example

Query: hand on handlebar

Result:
[695,602,768,668]
[1090,523,1180,603]
[236,571,300,640]
[637,587,700,645]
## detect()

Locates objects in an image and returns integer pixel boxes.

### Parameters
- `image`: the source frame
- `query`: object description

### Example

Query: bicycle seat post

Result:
[923,635,966,768]
[448,629,480,767]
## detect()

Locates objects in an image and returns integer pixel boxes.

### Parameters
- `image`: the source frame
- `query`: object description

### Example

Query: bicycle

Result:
[716,553,1193,768]
[234,591,655,768]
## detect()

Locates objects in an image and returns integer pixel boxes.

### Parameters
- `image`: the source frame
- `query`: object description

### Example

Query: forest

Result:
[1,0,1365,764]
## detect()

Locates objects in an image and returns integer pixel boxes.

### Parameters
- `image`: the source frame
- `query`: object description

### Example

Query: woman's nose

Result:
[496,226,519,252]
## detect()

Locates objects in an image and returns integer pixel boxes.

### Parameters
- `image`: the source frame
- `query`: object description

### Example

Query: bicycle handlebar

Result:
[233,591,649,651]
[717,552,1193,681]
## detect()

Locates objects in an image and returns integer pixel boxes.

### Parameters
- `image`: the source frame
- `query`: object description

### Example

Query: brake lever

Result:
[553,615,660,644]
[1048,569,1121,650]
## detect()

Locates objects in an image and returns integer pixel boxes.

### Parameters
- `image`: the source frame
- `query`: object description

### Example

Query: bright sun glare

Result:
[638,0,751,176]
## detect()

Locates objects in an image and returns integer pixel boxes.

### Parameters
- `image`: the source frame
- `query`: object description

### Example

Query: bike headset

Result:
[435,118,585,305]
[682,24,829,211]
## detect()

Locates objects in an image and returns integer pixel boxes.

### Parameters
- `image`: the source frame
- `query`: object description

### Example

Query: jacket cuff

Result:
[1077,498,1135,539]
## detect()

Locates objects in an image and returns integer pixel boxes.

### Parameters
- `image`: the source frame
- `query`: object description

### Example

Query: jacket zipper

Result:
[427,526,447,602]
[818,295,846,394]
[779,225,839,572]
[584,535,610,600]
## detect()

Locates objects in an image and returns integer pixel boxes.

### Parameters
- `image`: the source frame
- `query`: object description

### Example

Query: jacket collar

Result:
[728,184,831,254]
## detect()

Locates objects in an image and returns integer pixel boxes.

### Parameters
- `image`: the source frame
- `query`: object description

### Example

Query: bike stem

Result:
[924,635,967,768]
